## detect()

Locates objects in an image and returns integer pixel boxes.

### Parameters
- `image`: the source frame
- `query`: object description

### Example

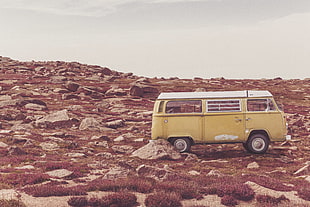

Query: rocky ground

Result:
[0,56,309,207]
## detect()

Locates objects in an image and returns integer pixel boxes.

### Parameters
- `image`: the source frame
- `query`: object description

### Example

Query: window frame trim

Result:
[206,99,242,113]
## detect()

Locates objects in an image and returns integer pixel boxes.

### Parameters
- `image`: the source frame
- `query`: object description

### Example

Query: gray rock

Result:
[131,139,181,160]
[64,81,80,92]
[47,169,73,178]
[35,109,70,128]
[15,165,35,170]
[0,189,19,200]
[112,145,134,154]
[25,103,47,111]
[79,117,101,131]
[247,162,260,169]
[136,164,175,180]
[104,167,129,179]
[0,142,8,148]
[114,135,125,142]
[105,119,125,129]
[40,141,60,151]
[65,152,86,158]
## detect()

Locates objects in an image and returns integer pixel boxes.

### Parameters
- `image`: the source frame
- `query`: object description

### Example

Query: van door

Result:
[246,99,285,140]
[204,99,245,142]
[164,100,203,141]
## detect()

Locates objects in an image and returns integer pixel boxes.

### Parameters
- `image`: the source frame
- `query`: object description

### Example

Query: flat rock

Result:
[131,139,181,160]
[247,161,260,169]
[0,142,8,148]
[79,117,101,131]
[40,141,60,151]
[46,169,73,178]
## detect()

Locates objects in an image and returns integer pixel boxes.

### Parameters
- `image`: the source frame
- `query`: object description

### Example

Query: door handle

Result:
[246,118,252,121]
[235,118,242,122]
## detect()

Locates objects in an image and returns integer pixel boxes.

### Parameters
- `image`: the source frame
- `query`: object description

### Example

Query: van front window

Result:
[166,100,202,113]
[247,99,276,111]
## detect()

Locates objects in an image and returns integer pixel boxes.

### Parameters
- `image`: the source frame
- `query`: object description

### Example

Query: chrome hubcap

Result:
[175,140,186,151]
[252,138,265,151]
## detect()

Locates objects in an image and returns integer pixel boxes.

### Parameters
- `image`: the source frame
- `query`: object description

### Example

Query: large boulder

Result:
[79,117,101,131]
[129,84,159,98]
[34,110,77,129]
[131,139,181,160]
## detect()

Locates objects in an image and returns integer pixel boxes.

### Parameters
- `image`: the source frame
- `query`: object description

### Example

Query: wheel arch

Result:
[248,130,270,141]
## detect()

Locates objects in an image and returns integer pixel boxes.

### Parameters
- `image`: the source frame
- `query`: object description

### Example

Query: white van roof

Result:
[157,90,273,100]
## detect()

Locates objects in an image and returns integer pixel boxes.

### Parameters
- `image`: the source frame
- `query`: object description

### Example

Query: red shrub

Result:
[232,184,255,201]
[68,197,88,207]
[103,192,137,207]
[23,184,87,197]
[0,173,49,186]
[145,192,182,207]
[155,181,200,199]
[87,176,155,193]
[256,194,289,205]
[221,195,238,206]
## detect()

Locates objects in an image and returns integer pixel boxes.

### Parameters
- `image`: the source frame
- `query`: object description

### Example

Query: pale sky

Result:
[0,0,309,79]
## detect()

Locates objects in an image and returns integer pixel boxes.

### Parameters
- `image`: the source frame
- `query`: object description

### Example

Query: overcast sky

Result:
[0,0,309,79]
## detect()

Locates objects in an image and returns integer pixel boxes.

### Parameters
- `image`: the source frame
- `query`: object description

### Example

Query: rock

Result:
[79,117,101,131]
[15,165,35,170]
[101,67,113,75]
[105,87,127,96]
[35,109,70,128]
[207,170,224,177]
[294,164,310,176]
[40,142,60,151]
[247,162,260,169]
[62,94,81,100]
[188,170,200,175]
[114,135,125,142]
[136,164,175,180]
[0,99,18,108]
[112,145,134,154]
[195,88,207,92]
[104,167,129,179]
[8,146,27,155]
[65,153,86,158]
[106,119,125,129]
[89,141,109,148]
[0,142,8,148]
[305,176,310,183]
[184,153,199,162]
[47,169,73,178]
[11,123,34,131]
[64,81,80,92]
[0,189,19,200]
[129,84,159,98]
[131,139,181,160]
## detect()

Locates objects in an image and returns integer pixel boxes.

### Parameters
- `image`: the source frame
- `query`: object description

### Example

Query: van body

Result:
[151,90,291,153]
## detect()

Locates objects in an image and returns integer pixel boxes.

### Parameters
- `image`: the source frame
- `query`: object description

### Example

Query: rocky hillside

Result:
[0,56,309,207]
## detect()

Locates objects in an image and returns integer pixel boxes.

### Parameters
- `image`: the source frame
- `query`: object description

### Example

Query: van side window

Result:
[166,100,202,113]
[207,100,241,112]
[247,99,276,111]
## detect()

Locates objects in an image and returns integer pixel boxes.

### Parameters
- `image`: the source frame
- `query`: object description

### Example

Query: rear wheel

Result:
[246,134,269,154]
[172,138,191,152]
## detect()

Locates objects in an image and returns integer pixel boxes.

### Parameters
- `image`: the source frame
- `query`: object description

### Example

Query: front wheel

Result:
[246,134,269,154]
[172,138,191,153]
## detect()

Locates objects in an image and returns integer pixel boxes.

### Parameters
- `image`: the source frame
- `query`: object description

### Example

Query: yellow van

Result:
[151,90,291,154]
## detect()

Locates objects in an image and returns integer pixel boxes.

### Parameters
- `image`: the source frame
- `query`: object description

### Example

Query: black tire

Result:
[242,143,251,152]
[246,134,269,154]
[172,138,191,152]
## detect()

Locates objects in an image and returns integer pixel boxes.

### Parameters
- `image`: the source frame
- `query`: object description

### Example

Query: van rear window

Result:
[166,100,202,113]
[207,100,241,112]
